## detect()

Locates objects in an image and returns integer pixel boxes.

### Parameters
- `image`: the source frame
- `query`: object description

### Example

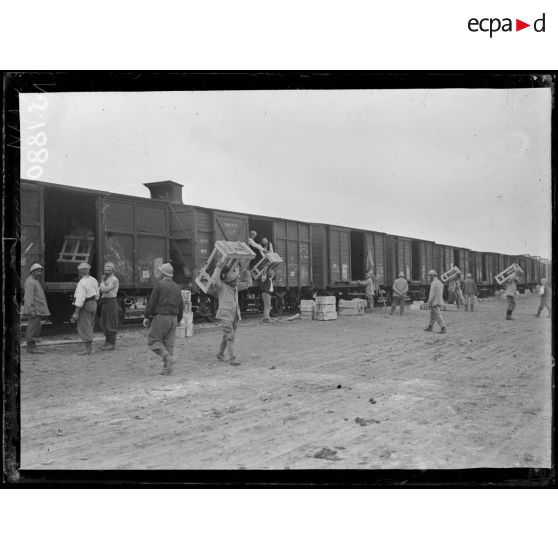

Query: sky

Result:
[19,87,552,259]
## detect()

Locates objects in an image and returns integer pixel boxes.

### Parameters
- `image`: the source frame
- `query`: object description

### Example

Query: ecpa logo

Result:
[468,13,546,37]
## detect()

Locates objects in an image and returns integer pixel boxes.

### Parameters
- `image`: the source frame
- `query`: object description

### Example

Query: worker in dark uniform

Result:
[23,263,50,354]
[143,263,184,375]
[99,262,119,350]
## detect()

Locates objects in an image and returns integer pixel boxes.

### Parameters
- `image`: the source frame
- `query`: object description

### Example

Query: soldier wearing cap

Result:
[23,263,50,354]
[462,273,478,312]
[143,263,184,375]
[424,269,447,334]
[391,272,409,316]
[71,262,100,355]
[99,262,119,350]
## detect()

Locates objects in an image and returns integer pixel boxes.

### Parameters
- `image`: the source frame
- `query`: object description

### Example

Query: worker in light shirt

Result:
[71,262,99,355]
[99,262,120,350]
[535,278,551,318]
[261,268,275,323]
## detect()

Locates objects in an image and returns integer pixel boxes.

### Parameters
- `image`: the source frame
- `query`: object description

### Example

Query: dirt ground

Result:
[20,295,552,470]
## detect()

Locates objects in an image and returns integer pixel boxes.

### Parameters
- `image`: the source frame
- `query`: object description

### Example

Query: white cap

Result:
[30,263,43,272]
[78,262,91,271]
[159,263,174,277]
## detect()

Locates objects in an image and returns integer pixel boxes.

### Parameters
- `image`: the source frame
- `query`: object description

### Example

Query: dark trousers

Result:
[100,298,118,345]
[26,315,42,346]
[262,292,272,320]
[77,300,97,343]
[390,296,405,315]
[506,295,516,317]
[148,314,177,359]
[219,314,239,357]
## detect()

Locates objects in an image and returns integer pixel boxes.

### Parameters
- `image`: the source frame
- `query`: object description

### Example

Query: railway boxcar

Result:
[157,181,312,312]
[311,224,352,290]
[21,179,170,324]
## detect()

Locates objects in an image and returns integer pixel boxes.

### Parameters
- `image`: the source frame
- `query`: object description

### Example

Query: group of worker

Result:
[352,267,551,334]
[22,255,552,371]
[23,261,119,355]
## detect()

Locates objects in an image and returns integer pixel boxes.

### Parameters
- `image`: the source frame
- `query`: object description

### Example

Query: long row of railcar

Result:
[20,179,552,323]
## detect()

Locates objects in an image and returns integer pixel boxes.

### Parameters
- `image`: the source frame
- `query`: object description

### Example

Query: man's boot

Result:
[77,342,93,355]
[229,355,241,366]
[162,354,175,375]
[440,327,448,334]
[103,332,116,350]
[26,340,45,354]
[505,310,513,321]
[424,325,433,332]
[217,338,227,360]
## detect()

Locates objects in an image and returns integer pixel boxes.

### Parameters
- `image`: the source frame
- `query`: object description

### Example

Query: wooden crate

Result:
[250,252,284,280]
[315,296,336,305]
[195,241,256,293]
[314,311,338,321]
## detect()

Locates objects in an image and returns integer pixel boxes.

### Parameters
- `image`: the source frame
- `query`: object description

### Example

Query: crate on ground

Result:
[314,299,338,320]
[177,312,194,337]
[300,299,315,320]
[338,298,366,316]
[314,309,338,321]
[315,296,336,305]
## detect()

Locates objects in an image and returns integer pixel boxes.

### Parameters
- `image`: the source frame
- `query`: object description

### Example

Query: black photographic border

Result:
[2,70,555,487]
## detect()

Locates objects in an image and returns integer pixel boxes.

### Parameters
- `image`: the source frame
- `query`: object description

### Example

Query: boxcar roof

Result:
[20,179,312,226]
[20,179,549,262]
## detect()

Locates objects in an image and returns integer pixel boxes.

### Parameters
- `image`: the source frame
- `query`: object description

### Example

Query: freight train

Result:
[20,179,552,324]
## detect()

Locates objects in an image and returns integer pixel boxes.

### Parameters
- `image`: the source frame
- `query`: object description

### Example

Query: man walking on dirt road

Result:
[424,269,447,334]
[71,262,99,355]
[504,273,518,321]
[535,278,551,318]
[462,273,478,312]
[23,263,50,354]
[99,262,119,350]
[143,263,184,375]
[391,272,409,316]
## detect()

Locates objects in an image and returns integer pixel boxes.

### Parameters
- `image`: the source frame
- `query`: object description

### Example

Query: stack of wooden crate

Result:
[314,296,337,321]
[177,290,194,337]
[338,298,366,316]
[300,299,315,320]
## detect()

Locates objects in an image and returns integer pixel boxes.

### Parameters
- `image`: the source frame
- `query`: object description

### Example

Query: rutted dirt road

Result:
[20,296,552,469]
